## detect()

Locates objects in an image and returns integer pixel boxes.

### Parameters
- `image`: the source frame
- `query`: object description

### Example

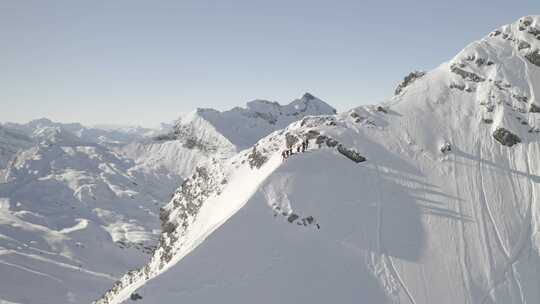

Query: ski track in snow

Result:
[0,249,117,280]
[0,259,63,282]
[373,162,418,304]
[479,146,535,304]
[477,142,511,260]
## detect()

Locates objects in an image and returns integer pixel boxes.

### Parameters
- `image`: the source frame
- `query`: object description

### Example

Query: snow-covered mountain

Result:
[0,123,185,304]
[121,93,336,177]
[96,16,540,304]
[5,118,152,148]
[0,95,336,303]
[0,125,33,181]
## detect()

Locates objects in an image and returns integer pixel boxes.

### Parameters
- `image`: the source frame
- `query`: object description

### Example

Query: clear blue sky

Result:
[1,1,538,127]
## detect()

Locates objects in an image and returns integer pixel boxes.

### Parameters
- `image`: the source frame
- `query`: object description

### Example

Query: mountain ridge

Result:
[95,15,540,304]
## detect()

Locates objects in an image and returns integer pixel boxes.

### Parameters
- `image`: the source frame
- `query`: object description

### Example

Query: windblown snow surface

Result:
[96,16,540,304]
[0,96,335,303]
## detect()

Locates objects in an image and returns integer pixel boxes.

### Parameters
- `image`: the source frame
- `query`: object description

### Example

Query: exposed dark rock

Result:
[490,30,502,37]
[159,207,170,223]
[247,146,268,169]
[130,293,143,301]
[394,71,426,95]
[525,50,540,67]
[530,103,540,113]
[253,111,277,125]
[493,128,521,147]
[337,145,366,163]
[305,130,320,140]
[325,138,339,148]
[302,92,316,100]
[153,124,217,152]
[315,135,329,146]
[513,94,528,103]
[450,83,466,91]
[287,213,299,223]
[326,120,337,126]
[518,41,531,51]
[285,133,299,148]
[527,27,540,36]
[475,58,486,66]
[153,133,176,141]
[376,106,388,113]
[521,18,533,27]
[440,143,452,154]
[450,64,485,82]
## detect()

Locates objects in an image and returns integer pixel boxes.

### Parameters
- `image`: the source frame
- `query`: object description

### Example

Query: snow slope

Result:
[96,16,540,304]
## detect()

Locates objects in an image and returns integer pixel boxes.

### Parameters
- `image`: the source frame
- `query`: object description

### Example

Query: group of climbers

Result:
[281,139,309,161]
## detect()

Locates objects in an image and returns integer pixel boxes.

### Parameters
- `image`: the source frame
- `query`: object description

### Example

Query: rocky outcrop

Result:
[285,133,300,148]
[518,40,531,50]
[376,106,388,113]
[313,134,366,163]
[450,64,485,82]
[337,145,367,163]
[394,71,426,95]
[153,124,220,153]
[493,128,521,147]
[525,49,540,67]
[530,103,540,113]
[450,83,466,91]
[271,204,319,229]
[248,146,268,169]
[440,142,452,154]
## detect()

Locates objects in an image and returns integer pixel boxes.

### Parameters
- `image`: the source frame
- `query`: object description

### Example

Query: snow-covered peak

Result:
[172,93,336,150]
[31,126,83,146]
[0,125,33,179]
[390,15,540,151]
[288,92,337,115]
[96,16,540,304]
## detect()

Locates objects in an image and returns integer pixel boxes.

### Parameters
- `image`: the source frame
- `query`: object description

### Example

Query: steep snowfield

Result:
[96,16,540,304]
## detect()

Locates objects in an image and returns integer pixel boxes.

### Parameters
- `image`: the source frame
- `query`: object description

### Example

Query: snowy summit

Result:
[94,16,540,304]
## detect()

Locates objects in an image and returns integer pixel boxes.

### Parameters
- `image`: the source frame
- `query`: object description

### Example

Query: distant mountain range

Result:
[0,94,335,304]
